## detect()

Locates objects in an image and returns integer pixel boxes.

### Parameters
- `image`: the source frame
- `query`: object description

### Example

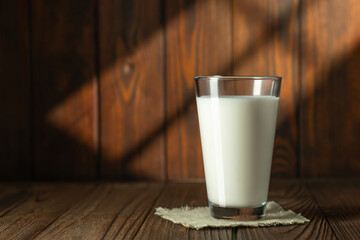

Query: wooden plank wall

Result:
[0,0,31,179]
[99,0,165,180]
[0,0,359,181]
[300,0,360,177]
[31,0,98,179]
[233,0,300,178]
[165,0,232,181]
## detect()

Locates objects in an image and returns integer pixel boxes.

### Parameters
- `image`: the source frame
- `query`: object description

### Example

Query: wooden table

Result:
[0,179,359,239]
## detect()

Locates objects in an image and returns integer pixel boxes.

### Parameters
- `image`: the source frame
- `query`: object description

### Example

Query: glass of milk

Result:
[195,76,281,220]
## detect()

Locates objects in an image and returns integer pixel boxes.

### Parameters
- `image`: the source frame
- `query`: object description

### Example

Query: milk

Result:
[196,95,279,208]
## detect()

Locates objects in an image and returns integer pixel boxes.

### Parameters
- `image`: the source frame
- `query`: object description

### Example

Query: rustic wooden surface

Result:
[307,179,360,239]
[31,0,98,179]
[1,0,360,180]
[165,0,232,181]
[0,0,31,179]
[0,179,358,239]
[300,0,360,177]
[233,0,300,178]
[99,0,165,180]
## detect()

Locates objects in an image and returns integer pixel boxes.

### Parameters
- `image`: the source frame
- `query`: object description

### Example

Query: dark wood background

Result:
[1,0,359,181]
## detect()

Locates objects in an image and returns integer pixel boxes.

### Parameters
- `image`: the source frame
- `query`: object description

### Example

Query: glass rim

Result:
[194,75,282,81]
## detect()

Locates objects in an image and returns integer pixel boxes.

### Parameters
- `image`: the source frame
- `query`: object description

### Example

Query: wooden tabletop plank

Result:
[101,183,163,240]
[307,179,360,239]
[234,180,337,239]
[0,180,357,239]
[134,183,233,240]
[0,183,95,239]
[30,183,162,240]
[0,184,32,222]
[0,183,163,240]
[135,181,337,239]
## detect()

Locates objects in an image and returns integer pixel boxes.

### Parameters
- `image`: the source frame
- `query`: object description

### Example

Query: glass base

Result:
[209,201,266,221]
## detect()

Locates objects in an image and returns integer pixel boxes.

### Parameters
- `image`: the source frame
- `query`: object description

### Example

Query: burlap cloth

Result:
[155,201,310,229]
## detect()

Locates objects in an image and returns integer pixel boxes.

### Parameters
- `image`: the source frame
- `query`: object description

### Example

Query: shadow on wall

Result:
[35,0,197,180]
[88,43,360,180]
[300,43,360,177]
[38,0,360,180]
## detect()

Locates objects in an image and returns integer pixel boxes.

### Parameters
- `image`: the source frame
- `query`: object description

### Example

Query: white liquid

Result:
[196,96,279,208]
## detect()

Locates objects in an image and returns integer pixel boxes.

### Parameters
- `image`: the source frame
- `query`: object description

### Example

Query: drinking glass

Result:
[195,75,281,220]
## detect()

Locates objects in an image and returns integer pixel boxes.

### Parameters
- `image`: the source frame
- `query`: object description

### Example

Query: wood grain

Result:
[235,179,336,239]
[0,0,31,179]
[33,183,163,240]
[0,183,94,239]
[233,0,300,177]
[300,0,360,177]
[31,0,98,179]
[165,0,233,181]
[134,183,233,239]
[1,0,360,180]
[99,0,165,180]
[136,181,336,239]
[0,180,355,239]
[307,179,360,239]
